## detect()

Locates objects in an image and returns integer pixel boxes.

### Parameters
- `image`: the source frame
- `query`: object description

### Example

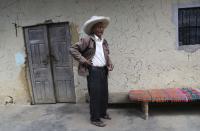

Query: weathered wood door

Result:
[24,23,75,104]
[48,23,75,102]
[24,25,56,104]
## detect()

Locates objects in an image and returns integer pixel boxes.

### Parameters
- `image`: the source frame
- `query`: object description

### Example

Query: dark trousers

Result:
[87,66,108,122]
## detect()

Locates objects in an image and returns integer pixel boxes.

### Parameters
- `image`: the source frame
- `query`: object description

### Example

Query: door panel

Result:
[24,26,56,104]
[48,23,75,102]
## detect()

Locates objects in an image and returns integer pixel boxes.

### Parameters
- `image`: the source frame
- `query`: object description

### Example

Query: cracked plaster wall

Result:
[0,0,200,103]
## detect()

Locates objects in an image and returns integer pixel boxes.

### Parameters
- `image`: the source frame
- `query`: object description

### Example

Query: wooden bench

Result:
[128,88,200,120]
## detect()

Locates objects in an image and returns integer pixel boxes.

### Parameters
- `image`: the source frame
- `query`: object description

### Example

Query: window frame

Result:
[174,3,200,52]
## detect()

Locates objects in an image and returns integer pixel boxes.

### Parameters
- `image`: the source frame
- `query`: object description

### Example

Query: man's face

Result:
[92,22,105,38]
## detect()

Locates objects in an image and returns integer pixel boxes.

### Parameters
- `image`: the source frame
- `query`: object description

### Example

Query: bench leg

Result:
[142,102,149,120]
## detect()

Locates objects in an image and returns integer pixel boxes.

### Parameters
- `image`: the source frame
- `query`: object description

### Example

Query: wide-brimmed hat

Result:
[83,16,110,35]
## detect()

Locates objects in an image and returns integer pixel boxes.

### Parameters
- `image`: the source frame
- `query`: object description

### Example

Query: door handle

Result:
[50,54,58,62]
[42,55,49,65]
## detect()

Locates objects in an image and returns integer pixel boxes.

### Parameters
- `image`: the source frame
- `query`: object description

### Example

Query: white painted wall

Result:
[0,0,200,104]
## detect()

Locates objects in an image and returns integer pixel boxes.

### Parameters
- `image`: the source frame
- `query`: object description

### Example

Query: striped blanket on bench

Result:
[128,88,200,119]
[129,88,200,102]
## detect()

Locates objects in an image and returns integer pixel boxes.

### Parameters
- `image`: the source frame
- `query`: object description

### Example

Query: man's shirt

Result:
[92,35,106,67]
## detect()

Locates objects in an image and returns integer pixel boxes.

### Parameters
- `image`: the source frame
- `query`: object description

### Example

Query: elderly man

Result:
[70,16,114,127]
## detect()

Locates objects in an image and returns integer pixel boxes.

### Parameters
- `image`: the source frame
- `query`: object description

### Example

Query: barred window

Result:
[178,7,200,46]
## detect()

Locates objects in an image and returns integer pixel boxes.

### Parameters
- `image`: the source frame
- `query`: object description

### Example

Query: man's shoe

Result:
[91,121,106,127]
[101,114,111,120]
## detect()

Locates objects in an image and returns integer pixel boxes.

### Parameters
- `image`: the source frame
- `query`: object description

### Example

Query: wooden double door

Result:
[24,22,75,104]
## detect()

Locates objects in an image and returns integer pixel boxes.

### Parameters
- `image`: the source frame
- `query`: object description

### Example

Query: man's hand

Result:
[83,60,92,67]
[107,64,114,71]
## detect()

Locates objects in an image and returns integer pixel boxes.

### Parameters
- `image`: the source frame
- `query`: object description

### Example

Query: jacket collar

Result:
[89,35,106,45]
[89,34,96,41]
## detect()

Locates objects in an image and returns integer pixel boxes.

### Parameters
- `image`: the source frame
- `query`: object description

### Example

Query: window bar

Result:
[195,10,198,44]
[188,9,191,45]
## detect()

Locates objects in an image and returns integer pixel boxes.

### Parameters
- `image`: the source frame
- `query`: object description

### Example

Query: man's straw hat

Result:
[83,16,110,35]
